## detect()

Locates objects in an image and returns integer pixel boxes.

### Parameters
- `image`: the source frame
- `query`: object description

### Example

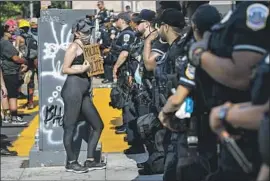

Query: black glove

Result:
[188,31,211,67]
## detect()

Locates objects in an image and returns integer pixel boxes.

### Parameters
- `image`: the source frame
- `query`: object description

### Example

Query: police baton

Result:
[217,128,253,174]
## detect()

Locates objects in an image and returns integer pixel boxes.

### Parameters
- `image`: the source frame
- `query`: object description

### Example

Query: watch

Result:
[218,106,230,124]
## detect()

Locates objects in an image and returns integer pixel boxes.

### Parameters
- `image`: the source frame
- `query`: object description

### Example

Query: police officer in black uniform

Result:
[123,13,146,156]
[111,12,136,134]
[125,9,167,155]
[157,6,221,181]
[154,8,186,181]
[209,52,269,181]
[96,1,110,25]
[188,1,270,181]
[99,18,116,84]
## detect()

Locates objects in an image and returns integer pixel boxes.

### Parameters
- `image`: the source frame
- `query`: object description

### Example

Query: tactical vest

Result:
[110,30,134,56]
[129,37,144,76]
[155,35,187,97]
[251,53,269,105]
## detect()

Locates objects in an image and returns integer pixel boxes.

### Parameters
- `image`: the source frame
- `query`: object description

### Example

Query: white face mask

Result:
[112,23,116,27]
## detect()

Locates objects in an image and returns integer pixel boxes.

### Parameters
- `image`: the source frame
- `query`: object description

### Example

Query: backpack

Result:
[22,33,38,60]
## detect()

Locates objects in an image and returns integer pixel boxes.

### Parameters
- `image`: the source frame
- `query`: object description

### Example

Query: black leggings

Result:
[61,75,104,162]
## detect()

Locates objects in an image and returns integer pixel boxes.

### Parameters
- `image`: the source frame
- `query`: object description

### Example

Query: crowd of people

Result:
[0,16,39,155]
[0,1,269,181]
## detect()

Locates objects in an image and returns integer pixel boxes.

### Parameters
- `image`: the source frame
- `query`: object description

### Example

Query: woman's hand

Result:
[81,61,91,73]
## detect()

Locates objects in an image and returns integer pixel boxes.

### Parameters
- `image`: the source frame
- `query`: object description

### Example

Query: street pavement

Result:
[1,78,164,180]
[1,153,162,180]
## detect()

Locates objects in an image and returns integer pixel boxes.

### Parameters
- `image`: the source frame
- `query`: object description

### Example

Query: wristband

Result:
[218,106,230,124]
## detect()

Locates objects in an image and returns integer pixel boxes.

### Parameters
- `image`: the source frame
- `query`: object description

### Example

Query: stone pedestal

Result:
[29,9,101,167]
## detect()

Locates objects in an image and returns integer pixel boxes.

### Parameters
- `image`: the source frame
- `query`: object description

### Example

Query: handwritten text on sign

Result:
[83,44,104,77]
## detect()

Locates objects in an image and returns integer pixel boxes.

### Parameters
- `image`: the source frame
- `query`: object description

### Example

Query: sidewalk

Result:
[1,153,163,180]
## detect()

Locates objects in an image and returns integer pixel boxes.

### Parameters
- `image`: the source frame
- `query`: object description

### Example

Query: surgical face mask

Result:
[112,23,116,27]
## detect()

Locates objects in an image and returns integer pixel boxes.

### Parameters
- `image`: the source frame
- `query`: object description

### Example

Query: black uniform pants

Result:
[61,75,104,162]
[163,131,178,181]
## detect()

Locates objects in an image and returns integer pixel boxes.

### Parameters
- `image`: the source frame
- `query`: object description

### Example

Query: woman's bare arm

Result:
[62,43,85,75]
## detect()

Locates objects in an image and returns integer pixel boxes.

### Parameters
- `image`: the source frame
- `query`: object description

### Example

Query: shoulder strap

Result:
[74,42,84,49]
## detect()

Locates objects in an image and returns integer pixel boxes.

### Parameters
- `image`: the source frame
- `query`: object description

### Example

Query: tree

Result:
[0,2,23,23]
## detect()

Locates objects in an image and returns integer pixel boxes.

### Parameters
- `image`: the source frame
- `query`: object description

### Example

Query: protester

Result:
[0,23,27,125]
[61,18,106,173]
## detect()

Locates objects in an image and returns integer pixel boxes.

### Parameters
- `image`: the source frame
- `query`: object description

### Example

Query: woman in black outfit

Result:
[61,18,105,173]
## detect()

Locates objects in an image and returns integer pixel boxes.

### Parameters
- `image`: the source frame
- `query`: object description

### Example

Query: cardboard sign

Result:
[83,44,104,77]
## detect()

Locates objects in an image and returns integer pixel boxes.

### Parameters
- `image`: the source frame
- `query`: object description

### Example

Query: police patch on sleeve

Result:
[246,3,269,31]
[123,34,130,43]
[185,64,196,80]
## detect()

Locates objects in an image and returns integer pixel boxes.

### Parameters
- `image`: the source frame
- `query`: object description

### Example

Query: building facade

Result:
[72,1,157,12]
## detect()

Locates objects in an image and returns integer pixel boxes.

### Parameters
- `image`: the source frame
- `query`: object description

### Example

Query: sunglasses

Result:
[97,4,101,6]
[155,22,166,29]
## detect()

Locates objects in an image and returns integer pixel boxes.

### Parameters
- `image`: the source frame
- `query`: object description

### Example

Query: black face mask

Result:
[31,28,38,35]
[135,30,143,37]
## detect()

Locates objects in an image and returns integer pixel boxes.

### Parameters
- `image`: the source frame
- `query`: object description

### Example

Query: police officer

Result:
[96,1,110,25]
[153,8,186,181]
[181,1,209,18]
[130,13,139,31]
[132,9,169,80]
[209,52,269,181]
[111,12,136,134]
[157,6,221,181]
[188,2,270,181]
[99,19,114,84]
[124,9,161,155]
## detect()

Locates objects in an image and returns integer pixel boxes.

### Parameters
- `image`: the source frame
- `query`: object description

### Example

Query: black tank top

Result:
[70,43,88,78]
[71,42,85,65]
[72,54,84,65]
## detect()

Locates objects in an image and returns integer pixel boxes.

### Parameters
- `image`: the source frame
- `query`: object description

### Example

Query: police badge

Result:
[185,63,196,80]
[246,3,269,31]
[123,34,130,43]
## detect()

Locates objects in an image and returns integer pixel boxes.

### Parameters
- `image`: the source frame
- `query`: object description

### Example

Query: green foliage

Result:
[50,2,69,9]
[0,2,23,23]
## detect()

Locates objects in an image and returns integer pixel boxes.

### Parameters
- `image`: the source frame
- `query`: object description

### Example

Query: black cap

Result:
[133,9,156,23]
[191,4,221,33]
[72,17,94,34]
[158,8,185,28]
[115,12,131,23]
